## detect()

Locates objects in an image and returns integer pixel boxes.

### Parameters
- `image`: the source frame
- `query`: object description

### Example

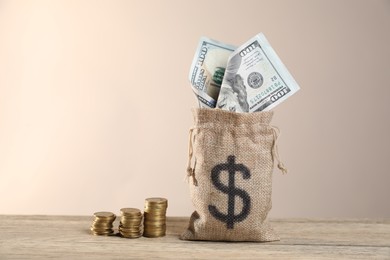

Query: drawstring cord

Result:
[271,126,288,174]
[185,125,287,185]
[186,128,198,185]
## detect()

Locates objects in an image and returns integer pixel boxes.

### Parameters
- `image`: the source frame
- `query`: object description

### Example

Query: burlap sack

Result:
[180,108,286,242]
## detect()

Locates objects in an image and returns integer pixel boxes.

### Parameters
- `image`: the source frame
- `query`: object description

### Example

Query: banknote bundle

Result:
[189,33,300,112]
[188,37,235,108]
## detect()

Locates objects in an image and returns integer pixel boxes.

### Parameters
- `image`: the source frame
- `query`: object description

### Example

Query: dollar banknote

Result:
[189,37,236,108]
[216,33,300,112]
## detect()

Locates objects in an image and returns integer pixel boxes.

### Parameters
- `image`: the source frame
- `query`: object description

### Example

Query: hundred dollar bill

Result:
[189,37,236,108]
[216,33,300,112]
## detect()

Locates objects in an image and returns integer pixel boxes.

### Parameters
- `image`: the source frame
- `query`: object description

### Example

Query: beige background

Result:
[1,0,389,218]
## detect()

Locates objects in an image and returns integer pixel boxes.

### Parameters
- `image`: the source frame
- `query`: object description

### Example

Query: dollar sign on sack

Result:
[208,155,251,229]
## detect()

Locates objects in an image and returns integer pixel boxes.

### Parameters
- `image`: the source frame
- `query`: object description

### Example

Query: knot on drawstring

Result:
[186,159,198,186]
[277,161,288,175]
[271,126,288,174]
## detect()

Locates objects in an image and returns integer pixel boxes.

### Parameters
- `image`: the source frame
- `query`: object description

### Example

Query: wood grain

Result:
[0,216,389,259]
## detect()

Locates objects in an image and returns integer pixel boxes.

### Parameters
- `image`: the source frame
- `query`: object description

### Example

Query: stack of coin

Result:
[118,208,143,238]
[90,211,116,236]
[143,197,168,238]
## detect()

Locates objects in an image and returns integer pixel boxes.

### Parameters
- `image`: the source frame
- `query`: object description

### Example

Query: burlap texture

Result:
[180,108,280,242]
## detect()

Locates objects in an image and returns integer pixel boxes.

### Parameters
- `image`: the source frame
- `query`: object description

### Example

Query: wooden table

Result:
[0,215,389,259]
